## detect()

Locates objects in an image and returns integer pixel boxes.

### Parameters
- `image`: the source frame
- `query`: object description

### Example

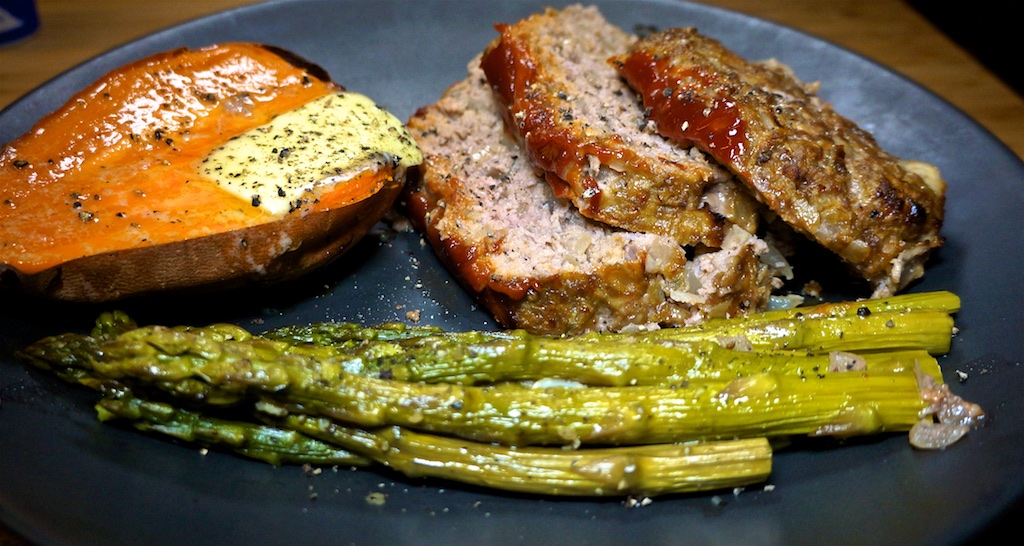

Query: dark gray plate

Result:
[2,1,1022,544]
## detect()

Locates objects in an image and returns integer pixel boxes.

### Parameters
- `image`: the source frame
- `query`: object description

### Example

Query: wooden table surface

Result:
[0,1,1021,544]
[2,0,1022,160]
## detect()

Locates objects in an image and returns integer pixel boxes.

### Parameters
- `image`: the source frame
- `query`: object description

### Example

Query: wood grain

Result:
[2,0,1021,158]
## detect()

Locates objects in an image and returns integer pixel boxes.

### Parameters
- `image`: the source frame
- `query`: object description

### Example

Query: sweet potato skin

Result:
[6,175,403,301]
[0,43,409,301]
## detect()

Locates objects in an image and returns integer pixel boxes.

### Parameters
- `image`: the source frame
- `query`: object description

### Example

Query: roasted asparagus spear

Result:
[282,414,772,496]
[96,391,370,466]
[15,290,973,497]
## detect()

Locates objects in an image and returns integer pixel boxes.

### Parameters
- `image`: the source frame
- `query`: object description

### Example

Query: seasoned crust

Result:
[404,60,779,335]
[613,27,945,296]
[479,5,761,248]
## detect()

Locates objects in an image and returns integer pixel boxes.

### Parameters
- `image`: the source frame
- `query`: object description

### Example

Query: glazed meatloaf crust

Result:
[613,27,946,297]
[480,5,761,249]
[404,59,781,335]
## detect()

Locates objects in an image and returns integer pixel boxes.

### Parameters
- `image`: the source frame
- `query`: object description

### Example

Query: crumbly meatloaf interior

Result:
[404,59,782,335]
[480,5,762,248]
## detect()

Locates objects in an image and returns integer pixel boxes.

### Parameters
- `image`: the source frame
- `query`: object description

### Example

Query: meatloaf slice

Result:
[404,59,782,335]
[613,27,946,297]
[479,5,761,249]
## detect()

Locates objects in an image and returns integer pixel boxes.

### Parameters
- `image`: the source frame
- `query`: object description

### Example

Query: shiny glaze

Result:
[615,50,748,164]
[614,28,945,294]
[479,15,737,249]
[481,24,628,215]
[405,184,535,301]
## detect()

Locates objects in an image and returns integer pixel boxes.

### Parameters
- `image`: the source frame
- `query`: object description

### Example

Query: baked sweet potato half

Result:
[0,43,420,301]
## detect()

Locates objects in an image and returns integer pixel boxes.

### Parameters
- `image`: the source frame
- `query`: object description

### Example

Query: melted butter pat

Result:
[200,92,421,215]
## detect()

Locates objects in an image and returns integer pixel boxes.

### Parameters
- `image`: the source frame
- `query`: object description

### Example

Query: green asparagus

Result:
[20,322,938,446]
[20,313,944,393]
[611,310,955,355]
[282,414,772,496]
[264,291,960,355]
[15,290,970,497]
[256,368,930,446]
[325,332,943,386]
[96,391,370,466]
[29,332,931,446]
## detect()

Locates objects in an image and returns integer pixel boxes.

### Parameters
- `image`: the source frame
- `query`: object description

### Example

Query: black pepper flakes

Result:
[12,159,29,169]
[251,195,262,207]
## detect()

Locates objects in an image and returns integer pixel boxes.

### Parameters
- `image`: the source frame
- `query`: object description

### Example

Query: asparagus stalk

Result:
[97,389,773,496]
[281,415,772,497]
[339,332,944,386]
[262,291,959,355]
[609,310,955,355]
[79,334,931,447]
[95,392,370,466]
[20,317,940,447]
[19,330,257,405]
[255,368,930,446]
[19,318,943,397]
[44,325,776,494]
[780,290,959,317]
[21,324,933,446]
[13,290,972,498]
[263,321,452,346]
[641,290,960,354]
[25,340,369,467]
[673,290,960,326]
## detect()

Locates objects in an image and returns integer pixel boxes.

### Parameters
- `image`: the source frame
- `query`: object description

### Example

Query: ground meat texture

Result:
[613,27,946,297]
[479,5,762,249]
[403,58,781,335]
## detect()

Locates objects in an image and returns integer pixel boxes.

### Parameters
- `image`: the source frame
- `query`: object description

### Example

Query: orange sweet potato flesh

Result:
[0,43,405,301]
